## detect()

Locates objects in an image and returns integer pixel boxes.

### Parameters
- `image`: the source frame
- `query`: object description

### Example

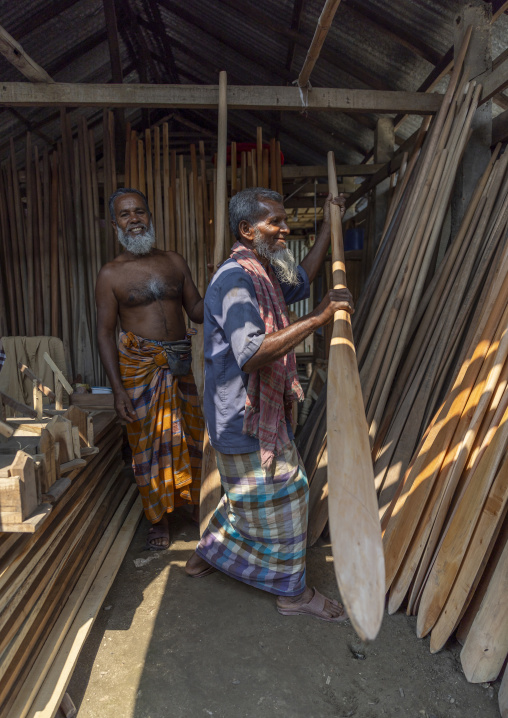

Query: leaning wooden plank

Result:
[17,363,55,401]
[306,445,329,547]
[26,496,143,718]
[42,354,73,396]
[0,392,38,419]
[5,482,137,718]
[327,151,384,641]
[383,270,508,590]
[416,402,508,639]
[429,450,508,653]
[460,531,508,683]
[199,70,228,536]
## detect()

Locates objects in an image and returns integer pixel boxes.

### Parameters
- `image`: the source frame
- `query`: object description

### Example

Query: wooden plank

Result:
[26,496,143,718]
[200,71,228,536]
[326,151,384,641]
[0,392,38,419]
[0,82,443,113]
[0,24,54,83]
[5,482,137,718]
[297,0,341,88]
[43,353,73,395]
[460,533,508,682]
[0,503,52,534]
[481,56,508,104]
[429,449,508,653]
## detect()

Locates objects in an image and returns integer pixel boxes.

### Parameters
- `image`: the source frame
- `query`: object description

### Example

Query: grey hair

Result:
[108,188,151,221]
[228,187,283,240]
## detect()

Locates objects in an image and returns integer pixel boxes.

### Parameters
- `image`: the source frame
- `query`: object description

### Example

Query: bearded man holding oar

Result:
[186,187,354,622]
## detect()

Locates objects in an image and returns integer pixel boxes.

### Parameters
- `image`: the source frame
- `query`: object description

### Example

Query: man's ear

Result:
[239,219,254,242]
[111,220,117,231]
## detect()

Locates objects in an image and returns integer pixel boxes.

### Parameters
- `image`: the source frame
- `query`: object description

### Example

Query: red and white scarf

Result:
[230,241,304,467]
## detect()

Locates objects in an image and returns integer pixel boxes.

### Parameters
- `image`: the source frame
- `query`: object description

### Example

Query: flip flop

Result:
[188,565,217,578]
[276,588,348,623]
[145,523,170,551]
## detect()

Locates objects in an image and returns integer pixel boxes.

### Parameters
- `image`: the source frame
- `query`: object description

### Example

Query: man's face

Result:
[249,200,290,252]
[112,194,155,255]
[247,200,299,286]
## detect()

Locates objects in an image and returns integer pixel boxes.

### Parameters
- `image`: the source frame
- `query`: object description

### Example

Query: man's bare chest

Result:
[115,267,184,308]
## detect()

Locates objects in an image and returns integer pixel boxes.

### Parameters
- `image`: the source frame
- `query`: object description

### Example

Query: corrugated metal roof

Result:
[0,0,506,168]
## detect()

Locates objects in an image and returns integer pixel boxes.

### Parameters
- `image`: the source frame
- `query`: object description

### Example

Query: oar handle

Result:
[327,151,348,292]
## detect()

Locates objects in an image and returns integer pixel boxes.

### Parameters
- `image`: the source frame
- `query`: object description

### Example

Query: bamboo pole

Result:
[297,0,342,89]
[200,71,228,536]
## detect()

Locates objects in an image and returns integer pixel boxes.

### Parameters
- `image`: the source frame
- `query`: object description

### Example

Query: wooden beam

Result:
[297,0,341,88]
[0,24,54,83]
[493,107,508,144]
[102,0,124,83]
[481,55,508,103]
[0,82,443,113]
[286,0,306,72]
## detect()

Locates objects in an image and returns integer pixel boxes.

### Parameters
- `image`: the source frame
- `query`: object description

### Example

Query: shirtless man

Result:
[96,188,205,549]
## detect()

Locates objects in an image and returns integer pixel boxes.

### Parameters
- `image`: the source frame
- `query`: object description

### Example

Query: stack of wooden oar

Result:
[0,411,142,717]
[382,230,508,692]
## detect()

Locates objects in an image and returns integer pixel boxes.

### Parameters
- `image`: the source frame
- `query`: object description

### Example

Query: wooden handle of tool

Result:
[327,151,348,294]
[214,71,228,269]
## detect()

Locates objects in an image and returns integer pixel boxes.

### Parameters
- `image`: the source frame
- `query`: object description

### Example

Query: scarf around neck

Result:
[230,241,304,467]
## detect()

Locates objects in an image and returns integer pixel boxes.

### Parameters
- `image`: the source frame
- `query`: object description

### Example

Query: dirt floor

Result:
[68,507,502,718]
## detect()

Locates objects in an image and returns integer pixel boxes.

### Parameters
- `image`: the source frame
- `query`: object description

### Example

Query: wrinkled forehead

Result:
[114,193,149,216]
[253,199,287,224]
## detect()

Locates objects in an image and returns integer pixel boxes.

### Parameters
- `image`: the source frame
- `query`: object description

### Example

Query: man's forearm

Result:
[97,333,125,393]
[300,220,331,283]
[242,313,320,373]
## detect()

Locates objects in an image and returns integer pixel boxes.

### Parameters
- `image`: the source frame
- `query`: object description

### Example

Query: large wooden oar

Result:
[199,71,228,536]
[326,151,385,641]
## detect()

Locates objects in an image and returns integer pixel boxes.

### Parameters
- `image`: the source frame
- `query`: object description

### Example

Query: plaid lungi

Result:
[118,331,204,524]
[196,441,308,596]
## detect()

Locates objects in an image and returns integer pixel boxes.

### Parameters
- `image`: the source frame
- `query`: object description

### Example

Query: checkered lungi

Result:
[196,441,309,596]
[118,331,204,524]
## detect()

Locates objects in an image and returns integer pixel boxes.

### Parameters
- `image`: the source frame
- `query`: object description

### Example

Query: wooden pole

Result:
[326,150,384,641]
[200,71,228,536]
[297,0,341,88]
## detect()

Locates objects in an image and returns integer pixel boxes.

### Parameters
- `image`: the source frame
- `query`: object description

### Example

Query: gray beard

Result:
[253,229,300,287]
[117,221,156,255]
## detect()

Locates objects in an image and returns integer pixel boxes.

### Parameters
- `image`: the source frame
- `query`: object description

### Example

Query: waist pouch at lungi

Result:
[158,338,193,376]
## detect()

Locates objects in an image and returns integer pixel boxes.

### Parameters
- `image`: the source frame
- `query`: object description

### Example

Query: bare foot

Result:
[185,551,217,578]
[276,586,347,623]
[145,514,170,550]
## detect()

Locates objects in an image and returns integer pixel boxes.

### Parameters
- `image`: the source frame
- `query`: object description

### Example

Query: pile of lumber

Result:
[0,409,142,717]
[382,230,508,698]
[0,112,285,388]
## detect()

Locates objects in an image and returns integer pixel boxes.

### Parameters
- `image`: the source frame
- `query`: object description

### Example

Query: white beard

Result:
[117,221,156,255]
[253,229,300,286]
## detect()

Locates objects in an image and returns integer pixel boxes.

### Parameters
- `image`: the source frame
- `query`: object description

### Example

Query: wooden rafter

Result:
[286,0,306,73]
[103,0,124,83]
[0,24,54,83]
[143,0,180,84]
[297,0,342,88]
